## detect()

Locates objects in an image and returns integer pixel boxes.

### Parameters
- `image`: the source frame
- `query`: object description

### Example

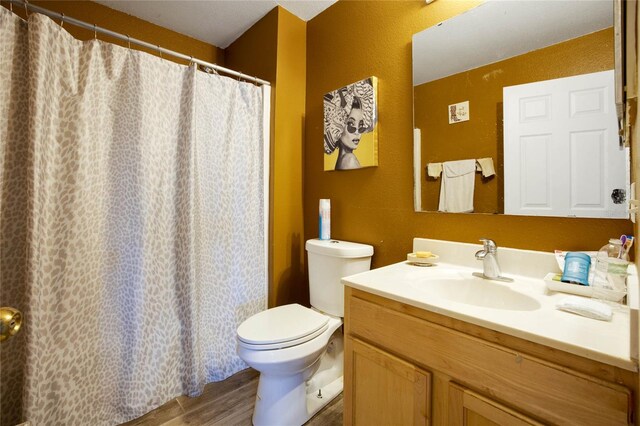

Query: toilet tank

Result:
[305,239,374,317]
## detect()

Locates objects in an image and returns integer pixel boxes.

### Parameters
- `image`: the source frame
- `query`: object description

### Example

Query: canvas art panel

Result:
[323,77,378,171]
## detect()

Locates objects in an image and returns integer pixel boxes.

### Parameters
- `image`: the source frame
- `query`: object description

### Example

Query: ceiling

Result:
[96,0,337,48]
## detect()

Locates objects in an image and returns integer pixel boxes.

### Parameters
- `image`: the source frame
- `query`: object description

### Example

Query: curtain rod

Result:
[4,0,271,86]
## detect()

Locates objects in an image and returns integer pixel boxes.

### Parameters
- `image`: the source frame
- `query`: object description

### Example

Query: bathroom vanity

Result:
[342,239,639,425]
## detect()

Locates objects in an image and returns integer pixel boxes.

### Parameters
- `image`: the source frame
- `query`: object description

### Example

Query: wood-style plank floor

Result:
[121,368,343,426]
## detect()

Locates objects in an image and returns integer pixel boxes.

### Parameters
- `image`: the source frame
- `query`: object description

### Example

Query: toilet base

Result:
[252,373,343,426]
[251,328,344,426]
[305,375,343,419]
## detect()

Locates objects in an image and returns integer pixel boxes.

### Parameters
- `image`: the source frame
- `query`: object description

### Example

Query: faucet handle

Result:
[479,238,497,253]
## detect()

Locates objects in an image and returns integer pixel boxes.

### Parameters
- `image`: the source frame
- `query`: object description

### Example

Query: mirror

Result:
[412,0,629,218]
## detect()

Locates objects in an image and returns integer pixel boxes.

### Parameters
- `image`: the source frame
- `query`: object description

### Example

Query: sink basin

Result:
[409,275,541,311]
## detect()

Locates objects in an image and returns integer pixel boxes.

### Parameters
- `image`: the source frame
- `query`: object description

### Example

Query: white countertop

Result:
[342,239,638,372]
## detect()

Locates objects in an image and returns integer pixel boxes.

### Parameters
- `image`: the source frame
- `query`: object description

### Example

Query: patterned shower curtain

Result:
[0,8,267,425]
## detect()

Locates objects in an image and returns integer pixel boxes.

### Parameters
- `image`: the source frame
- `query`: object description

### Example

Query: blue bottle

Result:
[561,252,591,286]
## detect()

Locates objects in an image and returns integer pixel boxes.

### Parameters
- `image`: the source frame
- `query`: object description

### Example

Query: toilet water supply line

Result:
[4,0,271,86]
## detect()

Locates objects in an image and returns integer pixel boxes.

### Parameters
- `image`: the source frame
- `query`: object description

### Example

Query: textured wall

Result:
[5,0,224,65]
[305,0,632,271]
[415,28,614,213]
[272,9,308,306]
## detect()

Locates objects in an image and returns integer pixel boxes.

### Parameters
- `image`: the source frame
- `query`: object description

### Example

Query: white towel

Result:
[438,159,476,213]
[427,162,443,179]
[476,157,495,177]
[556,296,613,321]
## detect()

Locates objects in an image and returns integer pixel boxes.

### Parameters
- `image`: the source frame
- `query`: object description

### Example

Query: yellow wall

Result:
[226,7,307,307]
[5,0,224,65]
[225,7,278,83]
[272,9,308,306]
[305,0,632,270]
[415,28,614,213]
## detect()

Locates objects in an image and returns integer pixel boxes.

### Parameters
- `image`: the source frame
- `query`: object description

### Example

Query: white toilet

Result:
[236,239,373,426]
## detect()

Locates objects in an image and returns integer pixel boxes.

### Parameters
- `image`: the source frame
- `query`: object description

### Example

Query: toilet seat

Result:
[237,304,330,351]
[237,323,329,351]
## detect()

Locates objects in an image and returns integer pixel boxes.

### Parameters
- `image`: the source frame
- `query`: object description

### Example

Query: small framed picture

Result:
[448,100,469,124]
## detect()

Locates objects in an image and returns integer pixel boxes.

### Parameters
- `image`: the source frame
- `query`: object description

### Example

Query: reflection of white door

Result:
[503,70,628,218]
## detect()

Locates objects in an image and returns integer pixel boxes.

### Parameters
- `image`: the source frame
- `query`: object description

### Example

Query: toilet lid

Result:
[237,304,329,348]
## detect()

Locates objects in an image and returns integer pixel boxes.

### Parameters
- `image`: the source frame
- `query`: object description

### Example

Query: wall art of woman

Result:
[323,77,378,171]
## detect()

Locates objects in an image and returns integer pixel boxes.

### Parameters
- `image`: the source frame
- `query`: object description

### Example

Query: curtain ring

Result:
[254,76,259,86]
[9,1,13,12]
[188,56,193,67]
[157,45,163,60]
[24,0,29,17]
[94,24,97,40]
[126,34,131,49]
[60,12,64,28]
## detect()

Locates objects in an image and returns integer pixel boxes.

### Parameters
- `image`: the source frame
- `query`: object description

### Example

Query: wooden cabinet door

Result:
[345,337,431,426]
[448,383,542,426]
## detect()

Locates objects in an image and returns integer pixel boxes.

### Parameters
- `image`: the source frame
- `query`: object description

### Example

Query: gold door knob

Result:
[0,307,23,342]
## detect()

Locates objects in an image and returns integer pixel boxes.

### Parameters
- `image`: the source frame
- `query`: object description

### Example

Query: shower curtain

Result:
[0,8,268,425]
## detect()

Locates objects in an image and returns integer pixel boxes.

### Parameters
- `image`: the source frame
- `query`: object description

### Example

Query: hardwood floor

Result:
[121,369,343,426]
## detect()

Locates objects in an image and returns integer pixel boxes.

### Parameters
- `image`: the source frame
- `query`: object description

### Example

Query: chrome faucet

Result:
[472,238,513,282]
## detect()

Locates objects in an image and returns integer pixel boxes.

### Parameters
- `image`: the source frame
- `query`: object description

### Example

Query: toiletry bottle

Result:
[593,239,629,292]
[561,252,591,286]
[319,199,331,240]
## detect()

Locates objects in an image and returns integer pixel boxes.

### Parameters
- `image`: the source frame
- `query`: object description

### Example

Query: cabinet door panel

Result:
[449,383,542,426]
[345,337,431,426]
[348,295,632,425]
